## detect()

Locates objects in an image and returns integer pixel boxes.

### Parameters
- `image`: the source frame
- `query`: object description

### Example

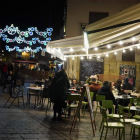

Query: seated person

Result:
[114,79,122,95]
[85,75,95,85]
[70,79,80,91]
[3,71,15,92]
[122,77,133,91]
[95,74,103,86]
[98,81,118,114]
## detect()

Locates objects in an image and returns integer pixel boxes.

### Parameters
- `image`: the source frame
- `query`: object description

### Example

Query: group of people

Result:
[86,75,134,116]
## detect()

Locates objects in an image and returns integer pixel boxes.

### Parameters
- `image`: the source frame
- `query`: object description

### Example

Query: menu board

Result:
[85,84,94,122]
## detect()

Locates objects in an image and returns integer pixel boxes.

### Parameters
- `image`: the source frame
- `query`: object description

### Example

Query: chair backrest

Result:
[29,84,36,92]
[96,95,105,101]
[101,108,108,126]
[102,100,114,113]
[118,105,125,123]
[90,92,94,101]
[67,95,80,101]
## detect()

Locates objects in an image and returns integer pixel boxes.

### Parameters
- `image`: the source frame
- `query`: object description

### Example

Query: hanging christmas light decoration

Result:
[5,45,46,53]
[0,24,53,38]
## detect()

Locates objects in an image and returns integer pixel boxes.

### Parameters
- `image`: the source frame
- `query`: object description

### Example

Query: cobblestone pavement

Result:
[0,85,138,140]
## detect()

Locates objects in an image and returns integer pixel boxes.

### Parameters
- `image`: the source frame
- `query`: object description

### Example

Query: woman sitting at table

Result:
[70,79,80,91]
[114,79,122,95]
[97,81,118,114]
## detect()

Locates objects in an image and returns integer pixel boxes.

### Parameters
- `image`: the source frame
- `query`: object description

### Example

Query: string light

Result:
[81,56,84,60]
[119,41,123,45]
[89,56,92,59]
[107,45,111,48]
[94,47,98,51]
[82,48,85,51]
[58,48,61,52]
[137,45,140,49]
[72,57,75,60]
[70,48,73,52]
[52,48,54,52]
[114,52,117,55]
[123,49,126,53]
[132,37,135,41]
[64,57,66,61]
[97,55,100,58]
[130,47,133,51]
[106,54,109,57]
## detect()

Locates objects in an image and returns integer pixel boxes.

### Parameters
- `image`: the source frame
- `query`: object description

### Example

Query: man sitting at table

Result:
[97,81,118,114]
[70,79,80,91]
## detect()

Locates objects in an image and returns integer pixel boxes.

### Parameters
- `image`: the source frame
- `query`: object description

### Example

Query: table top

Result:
[68,89,77,91]
[68,93,81,96]
[130,106,140,111]
[26,87,43,90]
[132,121,140,126]
[114,95,132,99]
[34,80,45,83]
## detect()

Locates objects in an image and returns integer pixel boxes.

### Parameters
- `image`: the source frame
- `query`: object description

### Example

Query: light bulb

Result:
[114,52,117,55]
[137,45,140,49]
[106,54,109,57]
[132,37,135,41]
[89,56,92,59]
[81,56,84,60]
[123,49,126,53]
[52,49,54,52]
[94,47,98,51]
[119,41,123,45]
[58,48,61,52]
[82,48,85,51]
[64,57,66,61]
[97,55,100,58]
[130,48,133,51]
[72,57,75,60]
[107,45,111,48]
[70,48,73,52]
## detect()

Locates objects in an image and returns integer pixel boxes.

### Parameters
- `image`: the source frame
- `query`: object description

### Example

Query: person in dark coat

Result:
[97,81,118,114]
[49,69,70,121]
[122,77,133,90]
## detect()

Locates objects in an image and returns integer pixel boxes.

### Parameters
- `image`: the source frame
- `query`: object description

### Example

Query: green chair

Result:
[95,95,105,118]
[65,94,80,121]
[100,108,125,140]
[81,92,94,117]
[133,98,140,120]
[123,97,137,118]
[100,100,123,134]
[117,105,136,136]
[131,123,140,140]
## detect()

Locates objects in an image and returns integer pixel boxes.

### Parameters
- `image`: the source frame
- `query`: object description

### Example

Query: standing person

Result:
[97,81,118,114]
[95,74,103,86]
[2,63,8,78]
[89,78,101,103]
[49,69,70,121]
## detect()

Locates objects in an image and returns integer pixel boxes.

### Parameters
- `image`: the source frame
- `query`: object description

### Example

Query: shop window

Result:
[89,12,109,24]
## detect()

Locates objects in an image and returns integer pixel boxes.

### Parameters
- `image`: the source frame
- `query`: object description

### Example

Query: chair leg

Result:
[123,128,125,140]
[119,129,120,140]
[131,126,135,140]
[105,128,108,140]
[128,110,130,118]
[130,124,133,135]
[9,98,16,108]
[138,127,140,140]
[99,118,103,132]
[3,96,11,107]
[115,129,118,137]
[18,98,19,108]
[95,106,98,118]
[22,95,25,109]
[100,126,104,140]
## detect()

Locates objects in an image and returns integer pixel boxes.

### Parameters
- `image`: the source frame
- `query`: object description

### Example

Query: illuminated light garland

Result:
[5,45,46,53]
[1,35,51,45]
[0,24,53,38]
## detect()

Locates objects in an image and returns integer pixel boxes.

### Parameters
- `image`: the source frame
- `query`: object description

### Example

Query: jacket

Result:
[122,77,133,90]
[49,70,70,101]
[97,85,116,104]
[89,82,101,101]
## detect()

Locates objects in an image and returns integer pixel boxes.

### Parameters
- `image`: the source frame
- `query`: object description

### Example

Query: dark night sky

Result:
[0,0,66,39]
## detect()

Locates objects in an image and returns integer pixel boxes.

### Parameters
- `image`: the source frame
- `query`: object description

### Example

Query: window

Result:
[89,12,109,24]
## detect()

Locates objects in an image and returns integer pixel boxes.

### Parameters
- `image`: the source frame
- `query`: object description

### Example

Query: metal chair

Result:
[3,85,25,108]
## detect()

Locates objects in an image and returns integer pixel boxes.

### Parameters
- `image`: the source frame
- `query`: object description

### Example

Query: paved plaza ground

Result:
[0,84,138,140]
